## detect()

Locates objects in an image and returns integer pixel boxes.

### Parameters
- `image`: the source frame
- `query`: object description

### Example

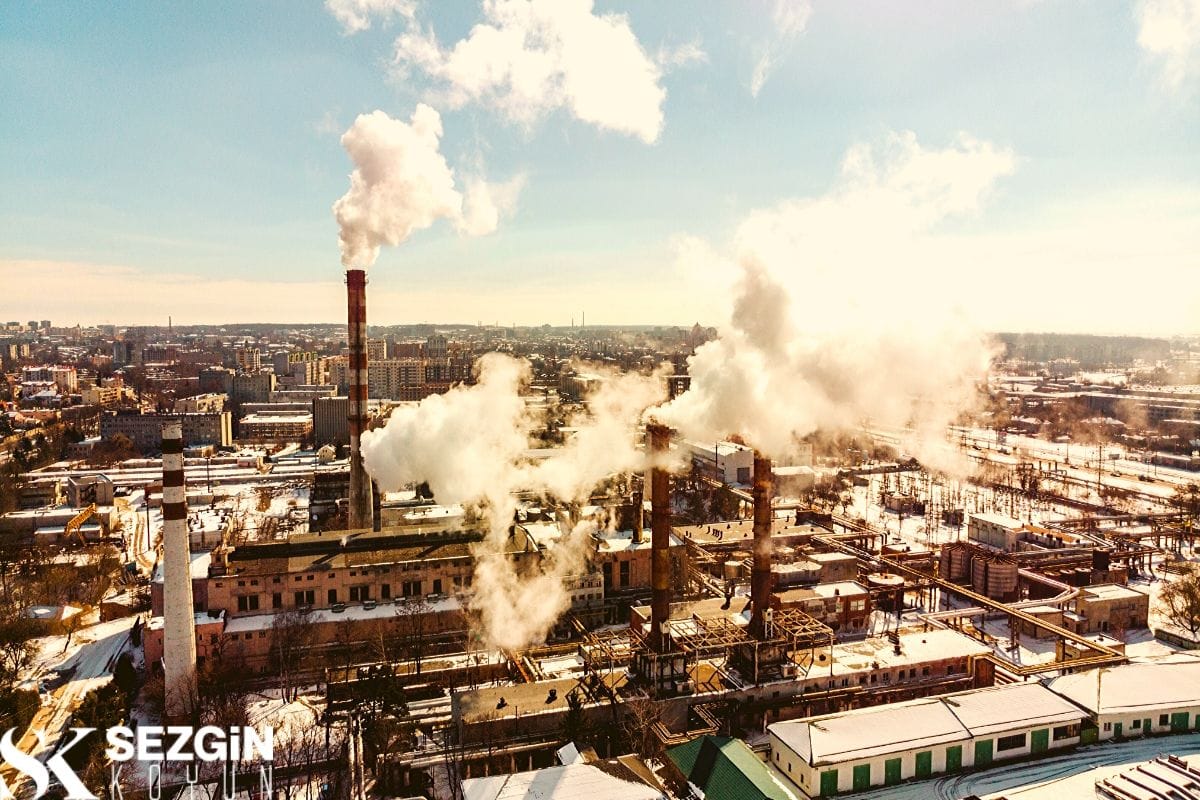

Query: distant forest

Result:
[996,333,1171,368]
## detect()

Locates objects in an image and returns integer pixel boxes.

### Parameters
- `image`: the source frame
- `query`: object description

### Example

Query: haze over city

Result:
[4,3,1200,800]
[2,0,1198,333]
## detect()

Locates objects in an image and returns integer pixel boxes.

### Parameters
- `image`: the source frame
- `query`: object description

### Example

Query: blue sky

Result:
[1,0,1198,333]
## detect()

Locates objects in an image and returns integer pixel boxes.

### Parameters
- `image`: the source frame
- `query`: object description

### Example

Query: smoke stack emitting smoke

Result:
[361,357,670,649]
[333,105,523,268]
[345,128,1011,650]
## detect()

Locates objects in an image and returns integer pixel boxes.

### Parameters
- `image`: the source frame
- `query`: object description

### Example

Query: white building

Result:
[1047,654,1200,741]
[769,682,1086,797]
[462,762,665,800]
[685,439,755,484]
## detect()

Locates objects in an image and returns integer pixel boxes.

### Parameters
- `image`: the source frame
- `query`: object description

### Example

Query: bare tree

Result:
[1160,564,1200,638]
[395,595,434,676]
[270,607,315,702]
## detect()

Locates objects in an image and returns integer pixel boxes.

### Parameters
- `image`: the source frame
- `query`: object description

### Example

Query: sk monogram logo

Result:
[0,728,97,800]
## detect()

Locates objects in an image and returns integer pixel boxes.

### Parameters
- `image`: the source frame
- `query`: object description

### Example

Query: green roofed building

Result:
[665,736,799,800]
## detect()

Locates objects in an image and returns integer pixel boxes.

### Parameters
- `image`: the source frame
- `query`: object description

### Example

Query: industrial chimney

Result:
[346,269,373,530]
[750,451,774,638]
[161,420,197,720]
[631,481,644,546]
[647,423,671,651]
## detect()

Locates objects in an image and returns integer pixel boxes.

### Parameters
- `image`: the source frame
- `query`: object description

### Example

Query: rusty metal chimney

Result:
[648,423,671,652]
[631,481,644,545]
[346,269,373,530]
[750,451,774,638]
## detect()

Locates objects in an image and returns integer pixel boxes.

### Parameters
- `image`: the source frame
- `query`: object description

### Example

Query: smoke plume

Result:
[361,353,666,649]
[333,105,521,267]
[653,131,1014,474]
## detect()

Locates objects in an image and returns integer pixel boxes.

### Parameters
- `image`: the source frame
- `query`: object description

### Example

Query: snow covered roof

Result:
[771,682,1087,767]
[773,696,968,765]
[1048,656,1200,715]
[462,763,663,800]
[940,682,1085,737]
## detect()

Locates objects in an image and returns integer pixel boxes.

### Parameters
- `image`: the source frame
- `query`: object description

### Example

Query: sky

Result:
[0,0,1198,335]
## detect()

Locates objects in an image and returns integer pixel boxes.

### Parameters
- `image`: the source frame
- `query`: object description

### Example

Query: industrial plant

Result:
[5,2,1200,799]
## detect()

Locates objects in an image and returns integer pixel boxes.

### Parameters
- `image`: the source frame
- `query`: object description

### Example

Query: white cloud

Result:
[325,0,416,35]
[656,38,708,70]
[332,105,522,267]
[394,0,666,143]
[750,0,812,97]
[1136,0,1200,92]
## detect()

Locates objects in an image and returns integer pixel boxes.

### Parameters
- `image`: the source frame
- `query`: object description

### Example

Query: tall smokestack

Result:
[631,483,644,545]
[161,420,197,720]
[648,423,671,651]
[346,269,374,530]
[750,451,774,638]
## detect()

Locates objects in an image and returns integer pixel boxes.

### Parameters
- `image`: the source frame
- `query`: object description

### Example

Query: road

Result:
[20,617,135,759]
[848,731,1200,800]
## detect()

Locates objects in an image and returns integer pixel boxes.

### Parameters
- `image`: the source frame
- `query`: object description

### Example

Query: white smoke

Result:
[333,105,522,267]
[394,0,666,143]
[361,353,666,649]
[653,131,1015,474]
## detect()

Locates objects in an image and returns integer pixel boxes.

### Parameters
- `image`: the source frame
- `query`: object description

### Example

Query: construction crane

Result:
[64,503,97,546]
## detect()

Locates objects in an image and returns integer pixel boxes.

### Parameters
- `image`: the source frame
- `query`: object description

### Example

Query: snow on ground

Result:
[848,731,1200,800]
[19,615,136,758]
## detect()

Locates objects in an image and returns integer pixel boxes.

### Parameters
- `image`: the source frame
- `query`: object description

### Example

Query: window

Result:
[215,582,223,588]
[294,590,314,606]
[381,583,391,599]
[922,666,931,676]
[307,574,314,581]
[236,595,259,612]
[273,577,281,584]
[1052,724,1079,740]
[294,576,302,583]
[349,585,371,602]
[1159,714,1170,726]
[328,589,338,604]
[403,580,421,597]
[1103,722,1112,732]
[250,579,258,586]
[619,561,631,588]
[272,593,282,609]
[997,733,1026,751]
[1132,719,1142,729]
[433,579,442,594]
[237,580,245,587]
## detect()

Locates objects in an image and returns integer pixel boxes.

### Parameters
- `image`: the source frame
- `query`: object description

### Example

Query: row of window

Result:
[234,579,443,612]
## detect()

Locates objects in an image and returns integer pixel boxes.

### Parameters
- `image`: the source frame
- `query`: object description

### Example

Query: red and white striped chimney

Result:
[161,420,197,720]
[346,269,373,530]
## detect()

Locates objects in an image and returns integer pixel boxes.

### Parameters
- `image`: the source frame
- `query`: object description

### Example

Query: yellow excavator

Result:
[64,503,97,546]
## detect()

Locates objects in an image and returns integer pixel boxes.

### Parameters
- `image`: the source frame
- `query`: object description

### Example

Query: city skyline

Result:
[2,1,1199,334]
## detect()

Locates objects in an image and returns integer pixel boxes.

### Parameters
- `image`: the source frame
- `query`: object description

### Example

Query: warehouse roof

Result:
[462,762,663,800]
[1048,655,1200,715]
[940,682,1085,737]
[772,696,967,765]
[770,682,1087,766]
[665,736,798,800]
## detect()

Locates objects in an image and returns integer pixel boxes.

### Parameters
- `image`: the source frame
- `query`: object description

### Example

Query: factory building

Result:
[1047,655,1200,740]
[769,682,1086,797]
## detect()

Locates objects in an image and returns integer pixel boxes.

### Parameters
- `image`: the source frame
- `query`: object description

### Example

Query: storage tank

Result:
[986,559,1018,601]
[867,572,905,613]
[723,560,742,581]
[939,543,971,581]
